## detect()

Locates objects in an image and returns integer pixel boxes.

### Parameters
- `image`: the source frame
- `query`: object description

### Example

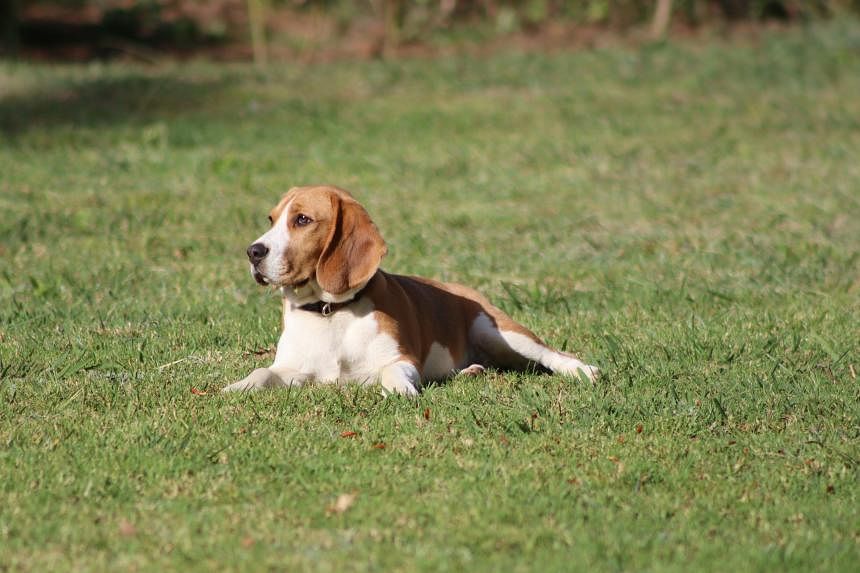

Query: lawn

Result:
[1,21,858,572]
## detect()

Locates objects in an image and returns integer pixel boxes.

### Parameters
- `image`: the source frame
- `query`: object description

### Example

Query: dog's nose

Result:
[246,242,269,264]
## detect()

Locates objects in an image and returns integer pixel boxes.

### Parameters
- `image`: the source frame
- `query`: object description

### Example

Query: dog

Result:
[223,185,598,395]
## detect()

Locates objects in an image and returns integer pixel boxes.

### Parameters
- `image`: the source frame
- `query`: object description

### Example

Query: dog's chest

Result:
[273,299,400,381]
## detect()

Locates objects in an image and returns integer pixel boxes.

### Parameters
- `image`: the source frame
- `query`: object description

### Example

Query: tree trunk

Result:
[247,0,268,67]
[383,0,406,58]
[650,0,673,40]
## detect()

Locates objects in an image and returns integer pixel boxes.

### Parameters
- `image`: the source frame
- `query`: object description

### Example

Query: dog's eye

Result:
[295,214,313,227]
[267,215,273,224]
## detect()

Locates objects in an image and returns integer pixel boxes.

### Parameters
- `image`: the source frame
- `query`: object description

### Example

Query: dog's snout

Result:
[247,242,269,264]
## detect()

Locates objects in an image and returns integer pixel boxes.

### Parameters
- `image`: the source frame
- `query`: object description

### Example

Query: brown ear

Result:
[316,195,387,296]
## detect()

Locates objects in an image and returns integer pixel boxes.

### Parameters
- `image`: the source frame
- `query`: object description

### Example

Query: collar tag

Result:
[321,302,333,317]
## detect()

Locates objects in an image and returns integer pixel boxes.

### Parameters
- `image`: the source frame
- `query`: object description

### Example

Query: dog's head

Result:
[246,185,387,303]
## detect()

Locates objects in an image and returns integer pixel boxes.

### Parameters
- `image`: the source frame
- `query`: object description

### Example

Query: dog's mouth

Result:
[251,264,310,291]
[251,267,311,291]
[251,268,270,286]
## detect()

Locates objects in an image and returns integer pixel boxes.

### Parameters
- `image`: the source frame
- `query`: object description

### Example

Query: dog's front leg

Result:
[221,367,307,392]
[378,361,421,397]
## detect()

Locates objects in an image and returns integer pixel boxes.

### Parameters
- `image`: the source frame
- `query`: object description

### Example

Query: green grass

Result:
[1,21,859,572]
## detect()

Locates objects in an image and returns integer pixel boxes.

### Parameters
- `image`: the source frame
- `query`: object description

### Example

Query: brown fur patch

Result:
[365,271,545,376]
[316,191,387,295]
[265,185,386,292]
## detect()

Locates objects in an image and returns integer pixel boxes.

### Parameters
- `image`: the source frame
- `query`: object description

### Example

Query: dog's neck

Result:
[280,276,372,314]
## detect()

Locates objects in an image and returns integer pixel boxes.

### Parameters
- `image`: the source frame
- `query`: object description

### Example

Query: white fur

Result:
[222,367,306,392]
[275,297,401,382]
[379,361,420,396]
[422,342,457,381]
[223,296,413,394]
[251,200,292,283]
[469,312,598,382]
[501,331,598,381]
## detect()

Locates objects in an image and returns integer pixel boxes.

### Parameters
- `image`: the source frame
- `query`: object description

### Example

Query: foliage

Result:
[1,21,859,571]
[286,0,860,28]
[5,1,860,57]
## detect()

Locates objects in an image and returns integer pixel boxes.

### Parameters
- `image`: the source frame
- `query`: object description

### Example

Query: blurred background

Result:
[3,1,860,63]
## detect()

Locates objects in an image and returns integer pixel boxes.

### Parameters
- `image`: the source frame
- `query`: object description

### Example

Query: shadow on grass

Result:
[0,72,235,136]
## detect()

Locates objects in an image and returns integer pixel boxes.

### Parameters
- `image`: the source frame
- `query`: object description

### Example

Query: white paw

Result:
[577,364,600,383]
[222,368,282,392]
[555,359,599,384]
[379,361,420,397]
[380,381,418,397]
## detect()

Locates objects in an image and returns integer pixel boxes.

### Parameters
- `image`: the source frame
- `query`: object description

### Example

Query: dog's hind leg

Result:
[457,364,486,377]
[468,311,598,382]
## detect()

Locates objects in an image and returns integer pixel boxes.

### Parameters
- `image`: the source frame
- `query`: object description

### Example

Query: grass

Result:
[1,21,859,572]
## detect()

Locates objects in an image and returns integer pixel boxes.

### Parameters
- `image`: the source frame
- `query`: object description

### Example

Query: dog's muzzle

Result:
[251,268,269,285]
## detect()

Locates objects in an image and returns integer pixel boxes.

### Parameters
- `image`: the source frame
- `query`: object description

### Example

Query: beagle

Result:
[223,185,598,395]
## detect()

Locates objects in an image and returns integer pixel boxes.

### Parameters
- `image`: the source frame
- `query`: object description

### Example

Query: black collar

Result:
[297,299,351,316]
[296,285,367,316]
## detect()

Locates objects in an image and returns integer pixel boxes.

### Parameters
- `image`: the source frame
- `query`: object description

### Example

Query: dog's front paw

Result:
[379,361,420,397]
[222,368,282,392]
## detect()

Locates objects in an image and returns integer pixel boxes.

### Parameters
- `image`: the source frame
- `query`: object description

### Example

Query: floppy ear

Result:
[316,195,387,296]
